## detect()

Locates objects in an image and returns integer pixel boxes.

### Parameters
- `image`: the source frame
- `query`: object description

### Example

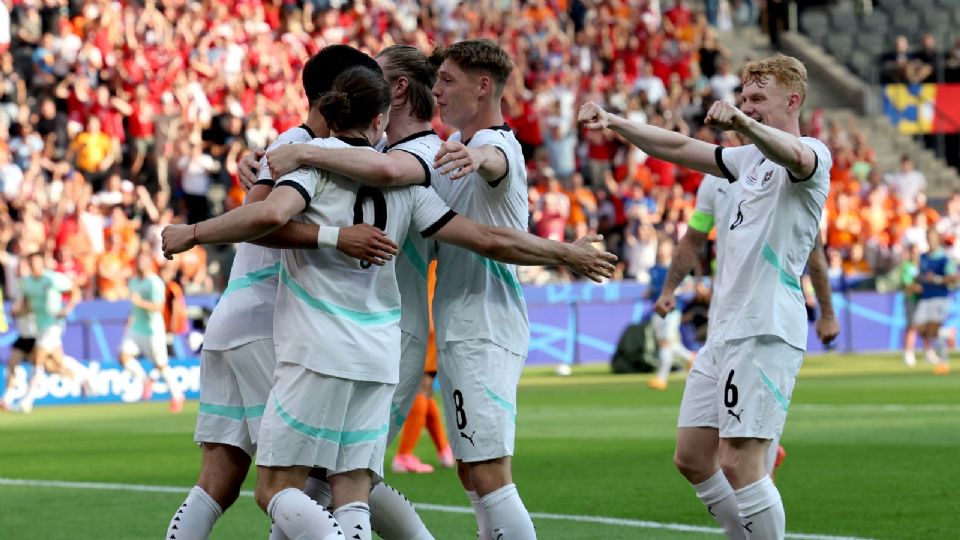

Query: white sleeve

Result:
[469,129,521,188]
[790,137,832,189]
[714,144,756,183]
[275,167,322,209]
[694,176,720,217]
[258,127,314,184]
[410,186,457,238]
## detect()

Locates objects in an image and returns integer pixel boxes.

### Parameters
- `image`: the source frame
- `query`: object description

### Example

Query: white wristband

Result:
[317,226,340,248]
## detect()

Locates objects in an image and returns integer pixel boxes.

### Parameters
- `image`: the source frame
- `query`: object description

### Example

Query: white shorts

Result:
[121,331,169,367]
[652,310,682,343]
[194,338,276,457]
[437,339,525,463]
[914,297,952,326]
[256,361,394,478]
[388,331,428,444]
[36,325,63,351]
[677,336,803,440]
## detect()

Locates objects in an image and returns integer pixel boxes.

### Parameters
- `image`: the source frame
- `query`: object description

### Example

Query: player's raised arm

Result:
[429,215,617,282]
[579,101,722,177]
[706,99,817,181]
[267,144,431,187]
[433,139,507,182]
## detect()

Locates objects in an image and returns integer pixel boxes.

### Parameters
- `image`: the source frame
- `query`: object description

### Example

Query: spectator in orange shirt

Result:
[97,232,132,301]
[67,116,117,190]
[566,172,597,239]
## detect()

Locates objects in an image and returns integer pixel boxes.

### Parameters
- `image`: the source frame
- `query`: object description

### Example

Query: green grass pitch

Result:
[1,353,958,539]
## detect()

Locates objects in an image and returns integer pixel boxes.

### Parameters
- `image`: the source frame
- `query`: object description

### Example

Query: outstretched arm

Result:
[807,235,839,345]
[654,228,709,316]
[579,101,722,176]
[266,145,430,187]
[161,187,305,258]
[430,216,617,282]
[252,222,399,266]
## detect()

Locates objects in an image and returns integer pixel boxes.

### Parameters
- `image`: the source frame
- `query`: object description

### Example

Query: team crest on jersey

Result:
[761,169,774,188]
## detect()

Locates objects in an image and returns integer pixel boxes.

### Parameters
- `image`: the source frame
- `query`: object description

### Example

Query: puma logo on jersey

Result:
[727,408,744,423]
[460,430,477,447]
[730,200,746,230]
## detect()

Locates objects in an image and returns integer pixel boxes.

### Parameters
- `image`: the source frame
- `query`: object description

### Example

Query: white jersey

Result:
[272,136,455,384]
[386,130,445,342]
[203,125,313,350]
[691,174,735,344]
[431,125,530,356]
[709,139,832,350]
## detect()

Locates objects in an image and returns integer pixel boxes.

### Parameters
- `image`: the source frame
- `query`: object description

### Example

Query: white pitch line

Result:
[0,477,874,540]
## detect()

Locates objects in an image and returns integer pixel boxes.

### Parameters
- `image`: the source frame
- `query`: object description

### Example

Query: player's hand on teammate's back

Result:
[578,101,609,130]
[237,150,266,191]
[569,234,618,282]
[161,224,196,260]
[266,144,307,180]
[654,293,676,317]
[816,314,840,346]
[434,140,481,180]
[337,224,399,266]
[704,101,750,131]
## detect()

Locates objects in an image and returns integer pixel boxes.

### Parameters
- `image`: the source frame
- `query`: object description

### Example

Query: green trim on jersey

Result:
[273,397,389,445]
[391,402,406,428]
[198,402,266,421]
[759,368,790,412]
[760,243,803,292]
[279,266,401,325]
[688,210,715,233]
[221,262,282,299]
[473,254,524,301]
[400,238,428,281]
[483,384,517,424]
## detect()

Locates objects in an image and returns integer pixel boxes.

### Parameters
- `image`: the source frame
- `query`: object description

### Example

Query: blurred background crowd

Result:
[0,0,957,300]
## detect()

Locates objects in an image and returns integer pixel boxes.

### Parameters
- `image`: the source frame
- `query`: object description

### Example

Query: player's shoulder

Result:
[387,130,442,152]
[466,124,515,148]
[267,125,314,150]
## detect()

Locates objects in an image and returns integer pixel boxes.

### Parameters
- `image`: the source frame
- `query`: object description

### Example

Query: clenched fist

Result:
[578,101,609,130]
[704,101,750,131]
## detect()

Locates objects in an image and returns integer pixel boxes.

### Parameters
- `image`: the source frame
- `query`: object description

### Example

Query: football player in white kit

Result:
[164,46,416,540]
[581,55,834,539]
[165,65,616,540]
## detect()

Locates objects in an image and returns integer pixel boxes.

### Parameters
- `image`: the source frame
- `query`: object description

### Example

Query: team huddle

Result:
[161,40,835,540]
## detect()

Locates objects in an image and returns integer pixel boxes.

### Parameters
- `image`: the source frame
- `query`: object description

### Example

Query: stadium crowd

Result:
[0,0,957,297]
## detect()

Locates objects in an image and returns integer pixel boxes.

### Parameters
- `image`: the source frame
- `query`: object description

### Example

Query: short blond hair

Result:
[741,54,808,106]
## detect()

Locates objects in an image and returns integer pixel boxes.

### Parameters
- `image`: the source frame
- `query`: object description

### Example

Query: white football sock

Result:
[693,470,745,540]
[166,486,222,540]
[736,476,785,540]
[369,481,434,539]
[467,490,493,539]
[657,346,673,381]
[481,484,537,540]
[268,488,342,540]
[334,501,372,540]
